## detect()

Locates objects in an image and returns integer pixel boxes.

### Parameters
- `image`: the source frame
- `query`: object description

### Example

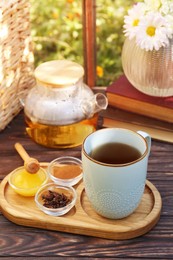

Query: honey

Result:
[9,167,48,196]
[25,114,98,148]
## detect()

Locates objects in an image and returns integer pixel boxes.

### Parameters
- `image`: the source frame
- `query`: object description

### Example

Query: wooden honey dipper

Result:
[14,142,40,174]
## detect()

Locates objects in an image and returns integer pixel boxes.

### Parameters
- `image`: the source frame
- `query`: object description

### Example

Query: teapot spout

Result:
[82,93,108,119]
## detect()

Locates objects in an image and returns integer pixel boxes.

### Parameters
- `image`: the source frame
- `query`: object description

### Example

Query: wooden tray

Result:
[0,164,162,240]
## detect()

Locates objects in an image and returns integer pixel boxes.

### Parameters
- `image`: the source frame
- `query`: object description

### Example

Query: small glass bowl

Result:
[48,156,83,186]
[8,166,48,197]
[35,183,77,216]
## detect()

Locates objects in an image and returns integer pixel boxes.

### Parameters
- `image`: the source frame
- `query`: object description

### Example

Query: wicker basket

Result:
[0,0,35,131]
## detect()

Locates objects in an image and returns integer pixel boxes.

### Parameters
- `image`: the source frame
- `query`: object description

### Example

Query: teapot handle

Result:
[82,93,108,118]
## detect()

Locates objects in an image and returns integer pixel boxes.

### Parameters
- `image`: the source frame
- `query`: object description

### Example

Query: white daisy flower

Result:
[165,14,173,33]
[160,0,173,15]
[144,0,162,12]
[123,0,173,51]
[123,3,146,40]
[135,12,170,51]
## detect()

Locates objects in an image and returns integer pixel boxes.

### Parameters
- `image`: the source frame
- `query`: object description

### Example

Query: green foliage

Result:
[96,0,134,85]
[30,0,83,65]
[30,0,138,86]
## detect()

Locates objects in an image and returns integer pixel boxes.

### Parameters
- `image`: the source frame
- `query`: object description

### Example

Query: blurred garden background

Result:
[30,0,139,86]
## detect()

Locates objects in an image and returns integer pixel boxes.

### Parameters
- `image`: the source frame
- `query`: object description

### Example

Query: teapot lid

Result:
[34,60,84,88]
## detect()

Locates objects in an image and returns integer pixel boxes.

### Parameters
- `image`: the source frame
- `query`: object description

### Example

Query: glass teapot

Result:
[24,60,108,148]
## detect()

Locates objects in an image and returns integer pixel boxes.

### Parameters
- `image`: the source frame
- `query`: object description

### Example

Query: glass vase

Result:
[122,38,173,97]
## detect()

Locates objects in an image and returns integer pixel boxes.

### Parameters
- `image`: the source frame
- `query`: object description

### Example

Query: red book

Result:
[106,75,173,123]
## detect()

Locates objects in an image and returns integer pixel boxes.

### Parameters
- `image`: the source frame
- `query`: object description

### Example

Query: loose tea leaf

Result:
[42,190,71,209]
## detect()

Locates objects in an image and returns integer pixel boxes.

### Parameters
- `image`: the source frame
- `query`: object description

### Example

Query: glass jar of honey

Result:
[24,60,108,148]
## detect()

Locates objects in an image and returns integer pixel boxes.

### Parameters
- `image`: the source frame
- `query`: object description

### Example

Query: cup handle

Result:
[137,131,151,155]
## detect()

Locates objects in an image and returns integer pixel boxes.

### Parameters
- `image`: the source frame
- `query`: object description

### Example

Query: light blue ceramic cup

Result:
[82,128,151,219]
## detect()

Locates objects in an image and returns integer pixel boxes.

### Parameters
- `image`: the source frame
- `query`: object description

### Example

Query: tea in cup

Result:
[82,128,151,219]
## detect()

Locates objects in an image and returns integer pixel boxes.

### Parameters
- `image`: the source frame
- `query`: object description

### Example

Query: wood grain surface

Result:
[0,111,173,258]
[0,170,162,240]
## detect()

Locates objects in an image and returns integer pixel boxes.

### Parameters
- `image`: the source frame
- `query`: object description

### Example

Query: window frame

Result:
[82,0,96,88]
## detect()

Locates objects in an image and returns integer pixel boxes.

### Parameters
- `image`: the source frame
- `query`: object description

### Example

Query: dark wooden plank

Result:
[0,217,173,258]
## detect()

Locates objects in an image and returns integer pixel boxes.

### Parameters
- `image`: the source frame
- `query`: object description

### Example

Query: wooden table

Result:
[0,111,173,259]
